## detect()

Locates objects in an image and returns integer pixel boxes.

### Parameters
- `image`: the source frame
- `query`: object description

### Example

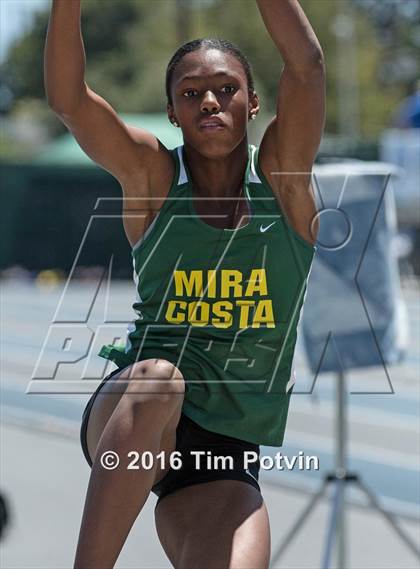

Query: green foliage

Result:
[3,10,49,101]
[2,0,419,139]
[81,0,139,55]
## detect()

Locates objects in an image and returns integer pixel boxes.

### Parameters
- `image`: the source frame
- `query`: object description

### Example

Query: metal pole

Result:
[332,2,360,138]
[270,369,419,568]
[270,479,330,566]
[336,370,347,569]
[322,480,342,569]
[358,479,420,559]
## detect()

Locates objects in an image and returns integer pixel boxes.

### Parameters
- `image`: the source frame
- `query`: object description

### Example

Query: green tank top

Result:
[99,144,315,446]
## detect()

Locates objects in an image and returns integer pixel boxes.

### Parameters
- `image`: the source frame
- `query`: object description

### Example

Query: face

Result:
[168,48,259,158]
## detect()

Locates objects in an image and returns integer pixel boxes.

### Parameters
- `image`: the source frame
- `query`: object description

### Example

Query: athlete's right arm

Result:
[44,0,172,189]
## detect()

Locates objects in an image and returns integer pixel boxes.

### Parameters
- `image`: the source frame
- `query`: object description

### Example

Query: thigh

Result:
[84,367,129,462]
[154,480,271,569]
[84,360,183,469]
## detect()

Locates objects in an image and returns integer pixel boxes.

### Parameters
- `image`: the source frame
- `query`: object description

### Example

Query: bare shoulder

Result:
[119,133,177,247]
[56,86,175,200]
[122,130,175,202]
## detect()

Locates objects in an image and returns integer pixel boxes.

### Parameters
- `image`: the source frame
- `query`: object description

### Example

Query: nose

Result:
[200,90,221,114]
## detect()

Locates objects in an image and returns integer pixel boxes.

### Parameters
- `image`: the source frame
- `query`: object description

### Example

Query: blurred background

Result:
[0,1,419,568]
[1,0,420,277]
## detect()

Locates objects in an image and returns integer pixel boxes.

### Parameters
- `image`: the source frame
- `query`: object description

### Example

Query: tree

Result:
[2,0,418,140]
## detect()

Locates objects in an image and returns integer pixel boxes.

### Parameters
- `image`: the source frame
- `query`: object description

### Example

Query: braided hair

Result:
[165,38,255,104]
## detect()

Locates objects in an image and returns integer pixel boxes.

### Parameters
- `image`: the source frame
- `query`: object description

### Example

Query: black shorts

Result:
[80,369,262,507]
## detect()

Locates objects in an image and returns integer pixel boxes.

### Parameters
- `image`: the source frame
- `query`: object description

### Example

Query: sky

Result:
[0,0,49,62]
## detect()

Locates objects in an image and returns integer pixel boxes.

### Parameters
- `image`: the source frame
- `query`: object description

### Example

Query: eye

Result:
[221,85,236,94]
[183,89,198,98]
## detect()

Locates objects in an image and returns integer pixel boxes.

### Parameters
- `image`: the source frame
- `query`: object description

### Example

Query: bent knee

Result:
[125,359,182,381]
[122,359,185,410]
[139,359,184,383]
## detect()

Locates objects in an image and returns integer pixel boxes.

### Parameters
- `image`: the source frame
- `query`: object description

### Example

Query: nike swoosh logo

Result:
[260,222,277,233]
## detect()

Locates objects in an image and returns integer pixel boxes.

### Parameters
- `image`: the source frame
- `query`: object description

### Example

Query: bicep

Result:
[259,64,325,244]
[55,84,162,183]
[274,63,325,170]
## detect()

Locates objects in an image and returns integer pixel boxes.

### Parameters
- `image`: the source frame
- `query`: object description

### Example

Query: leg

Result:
[155,480,271,569]
[85,359,183,469]
[74,359,185,569]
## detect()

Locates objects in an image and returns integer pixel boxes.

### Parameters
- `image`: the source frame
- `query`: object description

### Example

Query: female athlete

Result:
[45,1,325,567]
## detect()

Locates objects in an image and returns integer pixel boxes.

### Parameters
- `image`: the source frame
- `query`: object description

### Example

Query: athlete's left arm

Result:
[256,0,325,245]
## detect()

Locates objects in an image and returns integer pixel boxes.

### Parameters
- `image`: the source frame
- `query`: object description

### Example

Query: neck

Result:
[183,138,249,198]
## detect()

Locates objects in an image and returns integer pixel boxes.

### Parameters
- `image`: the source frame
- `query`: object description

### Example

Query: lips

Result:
[199,116,226,130]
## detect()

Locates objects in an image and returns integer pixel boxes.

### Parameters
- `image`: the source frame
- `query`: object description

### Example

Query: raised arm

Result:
[256,0,325,245]
[44,0,172,187]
